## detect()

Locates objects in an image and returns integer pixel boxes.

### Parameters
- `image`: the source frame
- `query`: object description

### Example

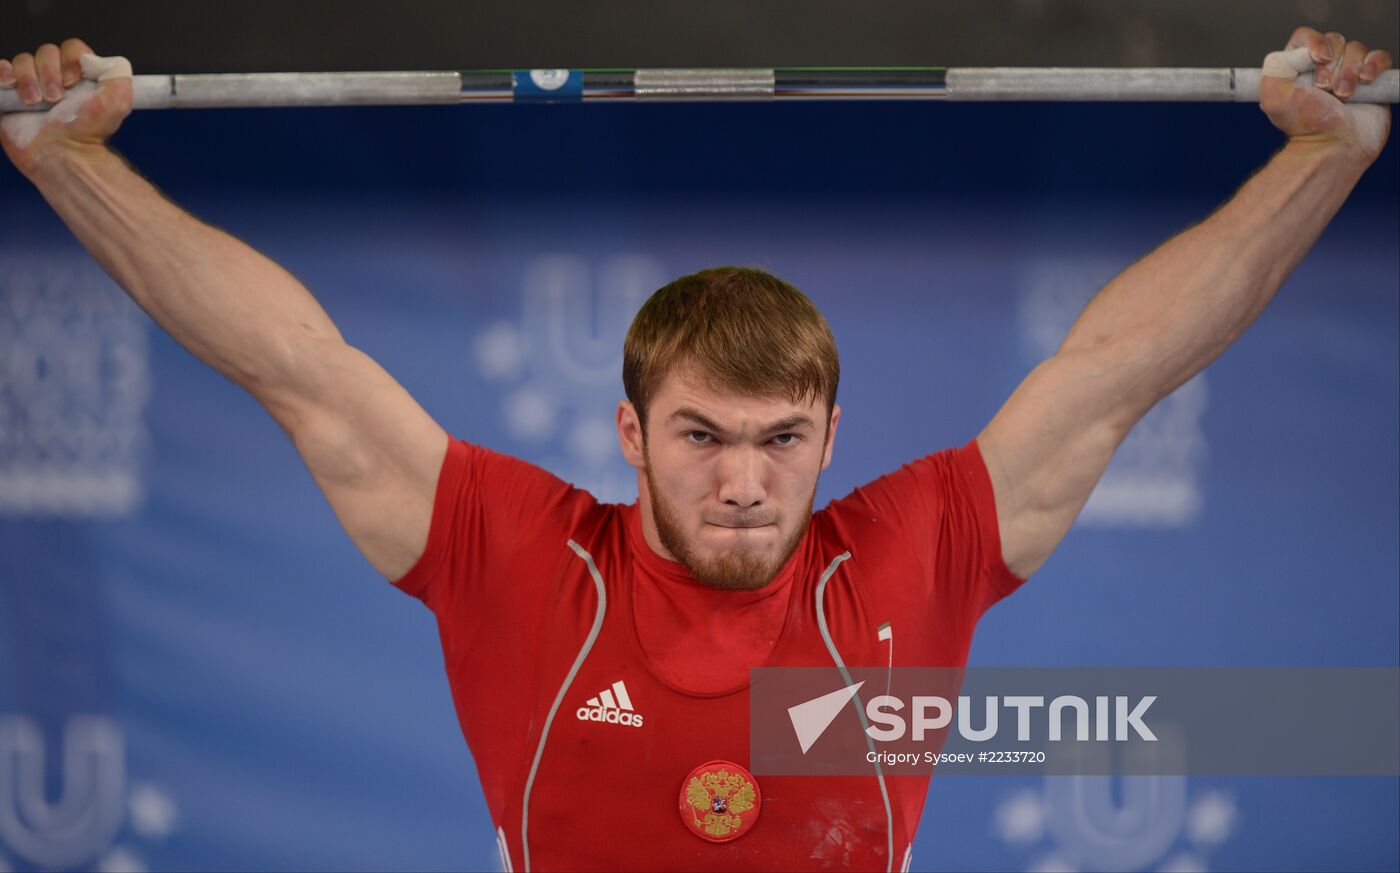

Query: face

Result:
[617,365,840,591]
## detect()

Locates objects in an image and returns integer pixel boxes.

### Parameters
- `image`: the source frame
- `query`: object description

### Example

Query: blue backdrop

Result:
[1,99,1396,872]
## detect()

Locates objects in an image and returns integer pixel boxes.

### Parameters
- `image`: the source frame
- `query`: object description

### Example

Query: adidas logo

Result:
[576,680,645,728]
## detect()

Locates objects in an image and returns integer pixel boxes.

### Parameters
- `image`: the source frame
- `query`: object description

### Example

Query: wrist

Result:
[1282,135,1374,176]
[23,138,114,186]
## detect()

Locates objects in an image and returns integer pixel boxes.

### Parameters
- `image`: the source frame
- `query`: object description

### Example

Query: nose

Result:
[717,446,766,509]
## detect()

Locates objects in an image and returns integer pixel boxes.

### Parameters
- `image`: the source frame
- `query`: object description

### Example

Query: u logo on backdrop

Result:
[0,715,179,872]
[0,715,125,869]
[474,254,666,502]
[992,725,1236,871]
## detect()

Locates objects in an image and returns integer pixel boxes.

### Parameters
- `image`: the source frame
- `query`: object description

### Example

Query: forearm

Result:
[1060,141,1371,422]
[25,142,343,398]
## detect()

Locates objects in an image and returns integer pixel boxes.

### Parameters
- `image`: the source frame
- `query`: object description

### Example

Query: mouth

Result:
[705,522,775,530]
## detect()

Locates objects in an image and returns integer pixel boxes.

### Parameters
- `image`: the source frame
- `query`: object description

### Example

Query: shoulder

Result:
[812,439,1011,591]
[451,438,604,523]
[816,445,971,546]
[395,437,616,598]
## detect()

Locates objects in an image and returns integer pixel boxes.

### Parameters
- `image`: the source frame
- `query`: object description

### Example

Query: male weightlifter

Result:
[2,26,1390,871]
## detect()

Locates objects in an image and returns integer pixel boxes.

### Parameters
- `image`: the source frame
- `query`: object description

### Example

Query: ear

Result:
[617,399,647,469]
[820,403,841,471]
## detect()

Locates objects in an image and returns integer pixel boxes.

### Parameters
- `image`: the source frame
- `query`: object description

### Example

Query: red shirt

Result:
[394,437,1023,872]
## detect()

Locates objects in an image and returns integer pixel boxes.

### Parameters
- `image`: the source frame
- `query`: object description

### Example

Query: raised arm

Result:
[977,26,1393,579]
[1,39,447,580]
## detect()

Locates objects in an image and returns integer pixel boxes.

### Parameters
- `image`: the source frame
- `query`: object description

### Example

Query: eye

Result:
[684,431,714,445]
[770,433,800,447]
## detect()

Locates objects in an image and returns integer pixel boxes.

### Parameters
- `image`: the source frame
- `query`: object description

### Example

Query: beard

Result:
[644,449,818,592]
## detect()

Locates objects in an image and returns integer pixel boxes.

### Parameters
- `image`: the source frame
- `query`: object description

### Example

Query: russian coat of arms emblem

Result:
[678,760,761,842]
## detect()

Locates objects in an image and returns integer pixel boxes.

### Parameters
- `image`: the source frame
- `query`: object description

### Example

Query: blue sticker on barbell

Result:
[513,70,584,102]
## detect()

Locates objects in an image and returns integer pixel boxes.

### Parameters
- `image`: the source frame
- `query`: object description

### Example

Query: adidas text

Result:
[575,705,644,727]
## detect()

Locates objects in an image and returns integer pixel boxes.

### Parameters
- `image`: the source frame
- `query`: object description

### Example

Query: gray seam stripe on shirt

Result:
[815,551,896,873]
[521,539,608,873]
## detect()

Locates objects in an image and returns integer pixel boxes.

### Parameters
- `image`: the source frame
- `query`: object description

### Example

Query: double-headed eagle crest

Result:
[684,767,757,839]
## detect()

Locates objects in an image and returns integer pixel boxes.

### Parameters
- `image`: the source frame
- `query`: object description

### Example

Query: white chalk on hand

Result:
[1260,43,1387,155]
[1261,46,1314,81]
[1,52,132,149]
[80,53,133,82]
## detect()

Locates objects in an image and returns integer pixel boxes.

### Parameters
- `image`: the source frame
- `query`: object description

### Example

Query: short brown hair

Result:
[623,267,840,432]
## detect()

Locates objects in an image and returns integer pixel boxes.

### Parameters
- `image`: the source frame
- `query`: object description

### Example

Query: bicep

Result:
[977,345,1137,578]
[259,339,449,580]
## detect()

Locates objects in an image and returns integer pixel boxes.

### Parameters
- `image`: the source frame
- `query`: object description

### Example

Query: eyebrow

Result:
[669,407,816,438]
